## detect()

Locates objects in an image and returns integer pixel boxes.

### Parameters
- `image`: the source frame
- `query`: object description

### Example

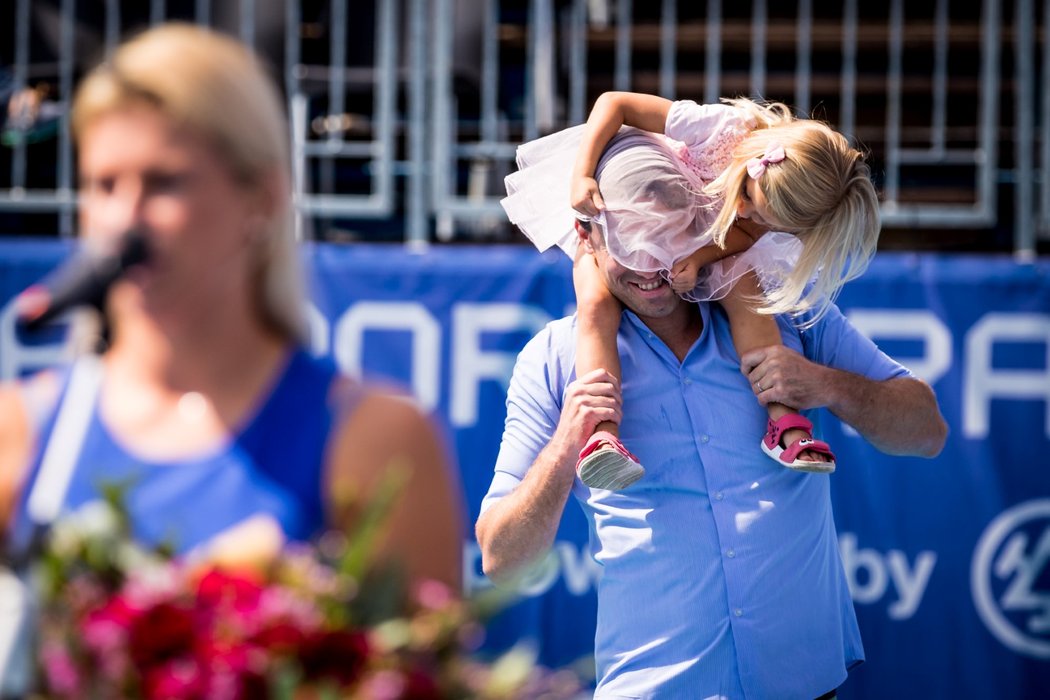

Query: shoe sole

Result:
[577,449,645,490]
[760,442,836,474]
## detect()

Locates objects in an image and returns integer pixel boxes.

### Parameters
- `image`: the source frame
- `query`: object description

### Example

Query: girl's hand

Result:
[571,176,605,218]
[669,258,700,294]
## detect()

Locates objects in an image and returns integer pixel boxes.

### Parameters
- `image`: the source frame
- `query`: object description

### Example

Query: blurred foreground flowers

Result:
[28,489,581,699]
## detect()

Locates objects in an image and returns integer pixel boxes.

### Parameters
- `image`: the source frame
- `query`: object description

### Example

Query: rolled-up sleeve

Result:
[480,322,572,515]
[800,303,913,381]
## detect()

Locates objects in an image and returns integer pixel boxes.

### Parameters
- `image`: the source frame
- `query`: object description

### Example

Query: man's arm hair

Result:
[475,436,578,584]
[821,371,947,457]
[477,359,622,584]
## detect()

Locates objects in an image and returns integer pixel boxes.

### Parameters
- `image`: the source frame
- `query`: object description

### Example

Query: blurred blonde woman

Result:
[0,24,463,588]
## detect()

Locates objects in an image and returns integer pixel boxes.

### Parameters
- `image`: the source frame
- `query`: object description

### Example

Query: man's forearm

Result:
[823,371,947,457]
[475,439,578,584]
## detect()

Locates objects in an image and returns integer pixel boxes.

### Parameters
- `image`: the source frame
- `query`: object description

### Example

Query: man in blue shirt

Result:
[476,205,947,696]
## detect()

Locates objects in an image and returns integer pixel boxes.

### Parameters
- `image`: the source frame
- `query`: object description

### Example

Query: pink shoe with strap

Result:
[576,431,645,490]
[761,414,836,474]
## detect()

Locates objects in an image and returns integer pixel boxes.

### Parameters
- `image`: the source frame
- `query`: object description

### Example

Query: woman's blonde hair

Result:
[705,97,880,324]
[71,23,305,342]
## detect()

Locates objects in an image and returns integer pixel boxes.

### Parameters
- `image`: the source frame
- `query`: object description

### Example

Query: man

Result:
[476,203,947,696]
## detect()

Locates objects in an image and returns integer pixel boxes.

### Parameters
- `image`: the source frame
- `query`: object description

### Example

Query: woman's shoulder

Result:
[331,380,435,443]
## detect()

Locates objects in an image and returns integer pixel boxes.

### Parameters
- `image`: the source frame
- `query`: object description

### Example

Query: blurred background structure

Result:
[1,0,1048,256]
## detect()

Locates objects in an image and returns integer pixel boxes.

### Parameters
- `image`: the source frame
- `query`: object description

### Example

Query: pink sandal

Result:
[576,431,645,490]
[761,415,836,474]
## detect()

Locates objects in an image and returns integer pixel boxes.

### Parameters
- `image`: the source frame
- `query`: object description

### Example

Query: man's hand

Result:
[551,368,623,460]
[476,367,623,584]
[741,344,948,457]
[571,176,605,219]
[741,345,828,410]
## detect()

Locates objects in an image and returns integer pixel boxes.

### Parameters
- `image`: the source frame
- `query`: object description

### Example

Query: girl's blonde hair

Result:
[705,97,880,324]
[71,23,305,342]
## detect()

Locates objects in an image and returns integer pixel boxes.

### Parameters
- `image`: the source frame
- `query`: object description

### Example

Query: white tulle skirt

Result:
[501,124,804,302]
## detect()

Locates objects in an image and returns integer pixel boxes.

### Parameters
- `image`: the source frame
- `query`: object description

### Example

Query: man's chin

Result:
[625,294,684,319]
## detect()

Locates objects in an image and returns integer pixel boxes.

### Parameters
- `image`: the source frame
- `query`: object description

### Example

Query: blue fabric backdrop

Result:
[0,240,1047,698]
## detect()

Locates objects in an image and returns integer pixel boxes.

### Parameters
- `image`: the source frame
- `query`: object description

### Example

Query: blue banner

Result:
[0,240,1047,698]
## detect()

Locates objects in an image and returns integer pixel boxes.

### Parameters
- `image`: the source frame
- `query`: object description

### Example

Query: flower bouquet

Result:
[27,485,581,699]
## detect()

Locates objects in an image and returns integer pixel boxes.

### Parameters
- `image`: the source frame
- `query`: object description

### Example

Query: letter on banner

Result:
[304,302,330,357]
[840,533,888,604]
[964,313,1050,439]
[846,310,952,384]
[333,302,441,412]
[451,303,552,427]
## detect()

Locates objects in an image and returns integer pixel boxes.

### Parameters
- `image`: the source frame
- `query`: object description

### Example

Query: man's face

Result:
[579,222,685,320]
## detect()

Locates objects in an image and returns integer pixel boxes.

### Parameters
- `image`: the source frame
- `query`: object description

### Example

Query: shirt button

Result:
[683,377,692,385]
[714,491,724,501]
[726,549,736,558]
[734,608,744,617]
[700,434,709,444]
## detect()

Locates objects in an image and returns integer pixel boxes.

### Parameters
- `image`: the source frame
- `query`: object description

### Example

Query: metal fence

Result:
[0,0,1046,256]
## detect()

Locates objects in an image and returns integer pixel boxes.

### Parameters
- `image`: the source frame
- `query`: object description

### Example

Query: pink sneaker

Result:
[576,431,645,490]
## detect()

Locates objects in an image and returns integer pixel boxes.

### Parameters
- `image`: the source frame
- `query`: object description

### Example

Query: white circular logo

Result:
[971,499,1050,659]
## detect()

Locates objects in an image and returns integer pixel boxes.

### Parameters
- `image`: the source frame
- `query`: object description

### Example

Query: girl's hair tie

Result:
[746,142,786,179]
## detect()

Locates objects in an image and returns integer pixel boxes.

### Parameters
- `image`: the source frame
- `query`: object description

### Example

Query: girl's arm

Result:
[571,92,675,216]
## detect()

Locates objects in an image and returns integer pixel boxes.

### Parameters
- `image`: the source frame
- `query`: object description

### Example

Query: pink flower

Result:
[40,643,80,695]
[412,579,455,611]
[359,670,408,700]
[255,586,323,630]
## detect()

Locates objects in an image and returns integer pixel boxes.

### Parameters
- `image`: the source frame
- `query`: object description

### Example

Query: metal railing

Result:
[0,0,1045,256]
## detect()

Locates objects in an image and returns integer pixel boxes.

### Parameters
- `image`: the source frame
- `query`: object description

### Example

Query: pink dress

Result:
[501,100,803,301]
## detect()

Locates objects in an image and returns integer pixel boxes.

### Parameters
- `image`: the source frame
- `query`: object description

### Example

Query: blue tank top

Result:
[14,349,349,554]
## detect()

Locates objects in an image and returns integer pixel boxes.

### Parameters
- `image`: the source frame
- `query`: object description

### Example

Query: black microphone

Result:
[17,230,150,332]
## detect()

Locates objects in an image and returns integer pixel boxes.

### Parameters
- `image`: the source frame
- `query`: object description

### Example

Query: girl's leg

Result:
[573,247,622,437]
[572,247,644,490]
[720,271,828,465]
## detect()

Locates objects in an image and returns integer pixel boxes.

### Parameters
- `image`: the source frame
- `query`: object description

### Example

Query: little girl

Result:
[502,91,880,490]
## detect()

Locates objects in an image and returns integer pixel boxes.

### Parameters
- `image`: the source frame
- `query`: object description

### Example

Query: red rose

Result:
[195,570,264,614]
[142,658,205,700]
[250,621,307,653]
[129,603,197,669]
[399,667,443,700]
[297,629,370,687]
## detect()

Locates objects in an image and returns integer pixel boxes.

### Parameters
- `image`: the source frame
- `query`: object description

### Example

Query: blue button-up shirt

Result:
[482,302,911,699]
